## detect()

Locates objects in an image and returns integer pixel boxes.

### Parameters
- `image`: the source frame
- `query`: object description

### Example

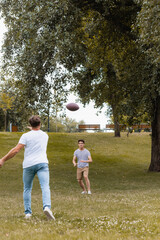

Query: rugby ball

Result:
[66,103,79,111]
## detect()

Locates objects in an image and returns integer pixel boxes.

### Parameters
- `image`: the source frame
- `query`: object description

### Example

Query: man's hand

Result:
[80,156,92,163]
[0,159,5,168]
[73,162,77,167]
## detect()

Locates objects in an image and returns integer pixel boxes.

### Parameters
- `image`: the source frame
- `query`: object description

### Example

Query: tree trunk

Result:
[48,112,50,132]
[112,105,121,137]
[149,97,160,171]
[4,110,7,131]
[114,116,121,137]
[55,107,58,132]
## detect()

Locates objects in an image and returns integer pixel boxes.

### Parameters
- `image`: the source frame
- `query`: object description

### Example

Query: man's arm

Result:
[0,143,25,168]
[80,155,93,163]
[72,155,77,167]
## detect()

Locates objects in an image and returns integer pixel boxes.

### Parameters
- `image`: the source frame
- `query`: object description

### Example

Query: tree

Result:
[0,92,14,131]
[135,0,160,66]
[40,116,80,132]
[70,0,160,171]
[0,0,74,119]
[1,0,160,171]
[73,63,124,137]
[41,116,65,132]
[134,0,160,171]
[62,117,78,133]
[0,109,5,130]
[70,5,141,137]
[1,0,143,137]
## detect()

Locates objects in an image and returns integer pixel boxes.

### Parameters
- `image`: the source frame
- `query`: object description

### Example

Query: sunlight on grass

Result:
[1,132,160,239]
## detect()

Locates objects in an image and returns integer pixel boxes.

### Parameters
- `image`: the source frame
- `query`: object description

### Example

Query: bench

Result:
[78,124,100,131]
[105,124,151,131]
[105,124,126,130]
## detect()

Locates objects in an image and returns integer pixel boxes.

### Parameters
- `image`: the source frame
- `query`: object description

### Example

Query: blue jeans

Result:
[23,163,51,214]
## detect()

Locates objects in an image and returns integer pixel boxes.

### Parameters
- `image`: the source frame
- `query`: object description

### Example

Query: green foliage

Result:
[0,92,14,112]
[135,0,160,66]
[118,112,151,127]
[72,0,160,124]
[0,0,160,134]
[0,91,15,131]
[0,0,72,121]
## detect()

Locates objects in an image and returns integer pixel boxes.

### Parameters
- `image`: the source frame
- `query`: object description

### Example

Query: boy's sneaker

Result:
[88,191,92,195]
[44,207,55,220]
[25,213,32,219]
[81,191,87,194]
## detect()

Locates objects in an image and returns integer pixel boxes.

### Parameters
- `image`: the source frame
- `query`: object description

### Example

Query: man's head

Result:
[29,115,41,128]
[78,139,85,149]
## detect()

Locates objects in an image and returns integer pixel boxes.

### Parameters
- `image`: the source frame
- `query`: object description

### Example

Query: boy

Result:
[73,139,92,194]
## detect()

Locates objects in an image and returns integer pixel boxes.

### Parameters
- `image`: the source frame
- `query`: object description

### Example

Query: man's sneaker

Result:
[44,207,55,220]
[88,191,92,195]
[25,213,32,219]
[81,191,87,194]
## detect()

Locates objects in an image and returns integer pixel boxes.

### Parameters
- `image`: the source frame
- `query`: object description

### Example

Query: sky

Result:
[0,18,110,129]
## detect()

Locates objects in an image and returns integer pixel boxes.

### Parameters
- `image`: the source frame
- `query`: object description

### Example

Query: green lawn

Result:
[1,132,160,239]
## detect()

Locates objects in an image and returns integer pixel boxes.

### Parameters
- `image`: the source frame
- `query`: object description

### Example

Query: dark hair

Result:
[29,115,41,127]
[78,139,85,144]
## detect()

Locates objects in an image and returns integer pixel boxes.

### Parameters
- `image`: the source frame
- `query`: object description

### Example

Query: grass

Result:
[1,132,160,239]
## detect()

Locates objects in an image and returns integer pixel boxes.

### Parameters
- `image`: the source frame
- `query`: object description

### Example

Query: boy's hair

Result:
[78,139,85,144]
[29,115,41,127]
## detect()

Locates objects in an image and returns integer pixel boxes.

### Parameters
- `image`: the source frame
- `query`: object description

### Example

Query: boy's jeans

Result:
[23,163,51,214]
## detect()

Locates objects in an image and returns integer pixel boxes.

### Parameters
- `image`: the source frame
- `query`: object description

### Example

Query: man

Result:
[0,115,55,220]
[73,139,92,194]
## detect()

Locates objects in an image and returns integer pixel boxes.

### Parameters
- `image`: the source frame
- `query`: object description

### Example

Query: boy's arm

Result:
[80,155,93,163]
[0,143,25,168]
[72,155,77,167]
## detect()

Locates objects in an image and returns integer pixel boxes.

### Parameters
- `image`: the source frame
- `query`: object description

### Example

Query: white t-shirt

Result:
[19,130,49,168]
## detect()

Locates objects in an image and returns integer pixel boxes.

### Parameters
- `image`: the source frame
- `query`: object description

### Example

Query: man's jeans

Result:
[23,163,51,214]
